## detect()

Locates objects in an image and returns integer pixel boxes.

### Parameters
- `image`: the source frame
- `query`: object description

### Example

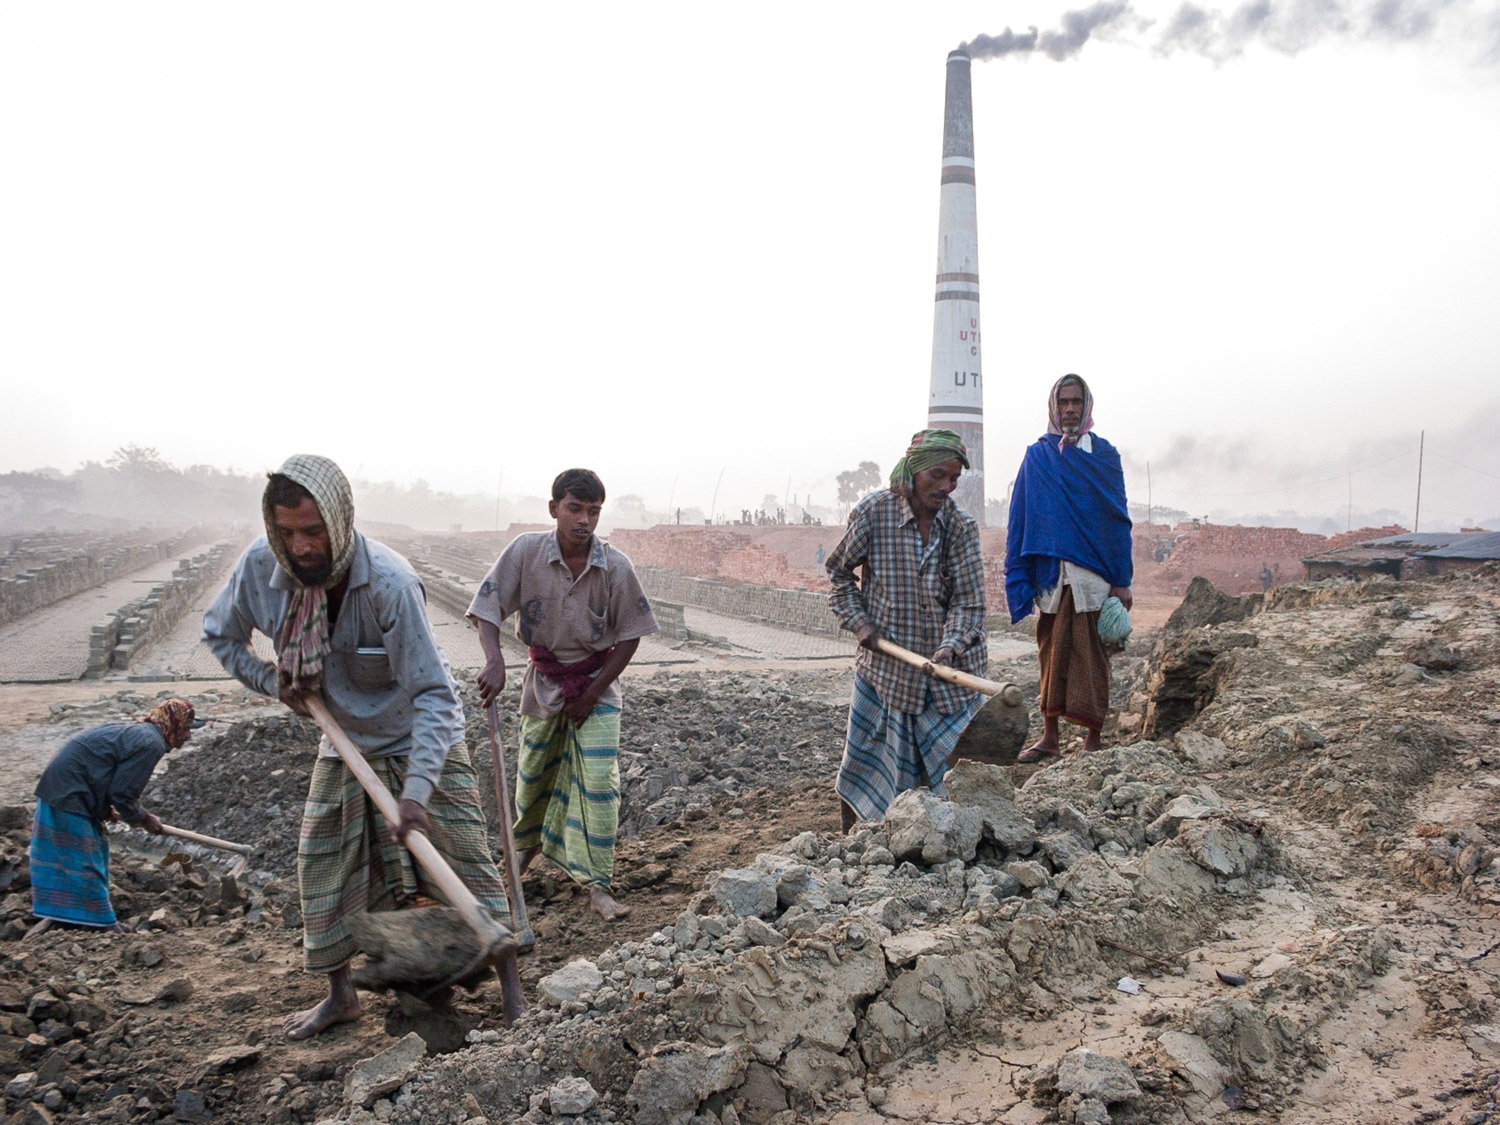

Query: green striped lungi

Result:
[515,705,621,892]
[297,741,510,974]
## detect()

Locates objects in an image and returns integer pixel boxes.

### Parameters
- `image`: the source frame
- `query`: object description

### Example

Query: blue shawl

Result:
[1005,434,1133,623]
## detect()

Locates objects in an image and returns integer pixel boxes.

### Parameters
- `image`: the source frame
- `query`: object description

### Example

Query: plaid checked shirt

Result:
[827,489,988,715]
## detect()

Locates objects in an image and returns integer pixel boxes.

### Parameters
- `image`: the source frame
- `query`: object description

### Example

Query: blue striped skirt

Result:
[29,800,117,927]
[836,674,983,823]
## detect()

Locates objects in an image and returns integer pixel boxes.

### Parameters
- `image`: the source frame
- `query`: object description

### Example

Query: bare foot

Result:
[588,887,631,921]
[1082,731,1103,753]
[516,846,539,874]
[283,994,360,1040]
[283,969,361,1040]
[840,799,857,834]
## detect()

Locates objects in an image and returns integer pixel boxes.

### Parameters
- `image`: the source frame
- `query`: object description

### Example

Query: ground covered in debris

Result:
[2,567,1500,1124]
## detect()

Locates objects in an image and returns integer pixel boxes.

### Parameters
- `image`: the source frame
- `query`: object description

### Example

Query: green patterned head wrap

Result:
[889,429,970,494]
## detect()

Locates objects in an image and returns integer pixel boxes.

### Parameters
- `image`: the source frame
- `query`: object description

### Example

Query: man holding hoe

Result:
[469,468,658,922]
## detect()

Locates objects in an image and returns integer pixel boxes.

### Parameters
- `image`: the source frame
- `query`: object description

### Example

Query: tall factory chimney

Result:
[928,49,985,524]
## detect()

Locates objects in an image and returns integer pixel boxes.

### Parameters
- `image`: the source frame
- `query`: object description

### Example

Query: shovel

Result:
[485,701,534,950]
[873,638,1032,766]
[303,696,516,996]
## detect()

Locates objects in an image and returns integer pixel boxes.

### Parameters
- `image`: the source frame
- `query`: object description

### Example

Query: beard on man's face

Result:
[288,556,333,586]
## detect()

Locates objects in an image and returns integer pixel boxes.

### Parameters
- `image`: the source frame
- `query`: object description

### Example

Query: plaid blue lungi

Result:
[30,800,117,927]
[836,674,983,823]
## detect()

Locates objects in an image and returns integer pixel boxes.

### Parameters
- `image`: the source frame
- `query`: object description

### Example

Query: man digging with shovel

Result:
[203,454,524,1039]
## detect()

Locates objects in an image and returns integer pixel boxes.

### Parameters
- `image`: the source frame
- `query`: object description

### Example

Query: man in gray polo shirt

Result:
[469,467,658,921]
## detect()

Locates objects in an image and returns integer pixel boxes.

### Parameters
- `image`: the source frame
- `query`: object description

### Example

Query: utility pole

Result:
[709,467,725,526]
[1414,431,1425,533]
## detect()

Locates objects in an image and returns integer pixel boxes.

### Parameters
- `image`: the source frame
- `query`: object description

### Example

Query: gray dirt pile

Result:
[0,670,851,1123]
[386,568,1500,1125]
[139,668,851,879]
[3,567,1500,1125]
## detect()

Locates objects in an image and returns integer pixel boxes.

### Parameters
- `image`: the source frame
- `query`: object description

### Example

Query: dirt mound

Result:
[4,569,1500,1124]
[0,669,849,1123]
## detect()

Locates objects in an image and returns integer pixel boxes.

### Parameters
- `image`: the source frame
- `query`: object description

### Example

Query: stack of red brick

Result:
[720,544,825,592]
[1322,525,1408,552]
[1147,523,1328,597]
[609,528,750,580]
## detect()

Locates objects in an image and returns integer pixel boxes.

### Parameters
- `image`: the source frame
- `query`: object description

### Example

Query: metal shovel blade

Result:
[347,906,515,998]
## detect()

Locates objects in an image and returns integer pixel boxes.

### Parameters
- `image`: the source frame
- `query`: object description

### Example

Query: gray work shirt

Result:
[466,531,658,720]
[202,531,463,807]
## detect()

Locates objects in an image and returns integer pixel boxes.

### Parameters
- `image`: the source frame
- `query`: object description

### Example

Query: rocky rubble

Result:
[142,668,851,879]
[0,843,310,1122]
[341,744,1313,1125]
[5,567,1500,1123]
[358,568,1500,1125]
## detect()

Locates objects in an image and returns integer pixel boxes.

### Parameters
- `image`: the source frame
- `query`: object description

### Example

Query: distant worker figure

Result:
[469,469,659,922]
[1006,375,1133,761]
[815,545,826,567]
[203,455,523,1038]
[826,429,987,830]
[30,699,199,933]
[1261,562,1274,592]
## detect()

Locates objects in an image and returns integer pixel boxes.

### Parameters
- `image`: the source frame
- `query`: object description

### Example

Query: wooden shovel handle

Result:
[873,638,1023,704]
[303,696,499,944]
[157,823,253,855]
[486,702,532,944]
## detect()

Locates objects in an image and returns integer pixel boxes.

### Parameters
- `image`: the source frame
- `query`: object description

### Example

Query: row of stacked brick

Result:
[85,542,235,676]
[0,529,204,630]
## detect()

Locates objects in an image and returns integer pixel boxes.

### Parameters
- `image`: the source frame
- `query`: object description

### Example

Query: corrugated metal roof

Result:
[1416,531,1500,560]
[1303,529,1500,564]
[1302,548,1400,562]
[1365,532,1472,549]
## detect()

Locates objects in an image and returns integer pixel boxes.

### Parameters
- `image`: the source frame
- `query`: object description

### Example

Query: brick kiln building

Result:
[1304,530,1500,581]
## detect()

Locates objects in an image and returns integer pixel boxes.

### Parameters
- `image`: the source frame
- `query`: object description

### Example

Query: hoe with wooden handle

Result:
[304,696,515,996]
[156,822,254,877]
[485,701,534,950]
[874,638,1025,704]
[872,638,1032,766]
[157,822,253,857]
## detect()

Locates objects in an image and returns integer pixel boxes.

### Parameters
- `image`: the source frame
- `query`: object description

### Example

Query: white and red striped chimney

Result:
[927,49,985,524]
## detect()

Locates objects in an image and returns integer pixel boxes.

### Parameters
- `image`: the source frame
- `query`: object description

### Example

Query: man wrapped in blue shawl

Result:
[1005,375,1133,759]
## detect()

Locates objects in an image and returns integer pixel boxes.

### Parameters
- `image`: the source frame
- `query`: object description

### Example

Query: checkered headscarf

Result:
[263,454,356,586]
[263,454,357,693]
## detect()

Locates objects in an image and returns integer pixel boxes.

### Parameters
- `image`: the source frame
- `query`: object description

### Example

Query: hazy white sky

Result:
[3,2,1498,529]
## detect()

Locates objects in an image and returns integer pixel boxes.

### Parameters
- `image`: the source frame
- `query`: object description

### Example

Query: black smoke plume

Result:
[961,0,1488,64]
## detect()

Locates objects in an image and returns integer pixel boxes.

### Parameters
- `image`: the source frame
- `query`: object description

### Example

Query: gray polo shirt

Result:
[466,531,658,720]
